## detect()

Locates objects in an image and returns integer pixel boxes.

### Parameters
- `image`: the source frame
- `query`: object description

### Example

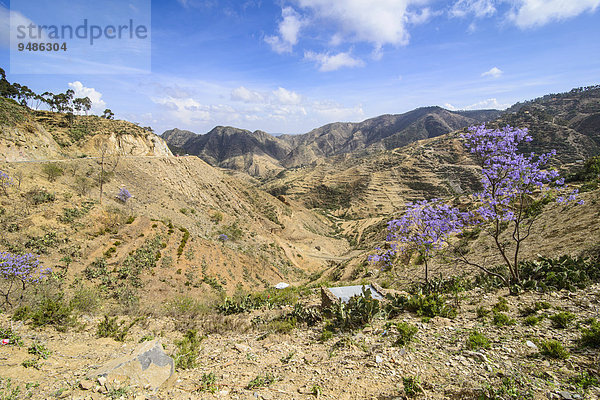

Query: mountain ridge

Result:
[162,106,501,176]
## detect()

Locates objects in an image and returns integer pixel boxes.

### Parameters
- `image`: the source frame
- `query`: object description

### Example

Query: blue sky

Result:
[1,0,599,135]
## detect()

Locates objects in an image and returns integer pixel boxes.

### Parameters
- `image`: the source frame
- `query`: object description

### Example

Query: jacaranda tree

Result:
[0,252,51,306]
[369,199,465,285]
[370,124,580,288]
[0,170,12,196]
[462,124,579,286]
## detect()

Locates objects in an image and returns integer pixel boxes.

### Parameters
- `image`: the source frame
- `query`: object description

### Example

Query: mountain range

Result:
[162,107,501,176]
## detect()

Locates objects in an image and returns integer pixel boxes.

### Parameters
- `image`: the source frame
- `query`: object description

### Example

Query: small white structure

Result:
[274,282,290,290]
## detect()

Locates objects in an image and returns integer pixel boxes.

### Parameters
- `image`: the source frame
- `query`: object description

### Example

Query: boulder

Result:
[88,339,174,390]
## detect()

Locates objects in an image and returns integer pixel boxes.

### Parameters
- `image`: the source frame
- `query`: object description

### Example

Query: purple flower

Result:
[116,187,132,203]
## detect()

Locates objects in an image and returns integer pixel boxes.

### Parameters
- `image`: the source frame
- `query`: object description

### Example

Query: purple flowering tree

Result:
[369,199,465,285]
[116,187,132,203]
[461,124,579,285]
[0,252,51,306]
[0,170,12,196]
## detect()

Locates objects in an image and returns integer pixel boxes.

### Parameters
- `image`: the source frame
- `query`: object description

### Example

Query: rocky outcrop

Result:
[88,339,174,391]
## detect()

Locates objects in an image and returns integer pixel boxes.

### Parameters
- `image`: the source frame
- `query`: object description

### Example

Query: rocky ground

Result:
[1,283,600,400]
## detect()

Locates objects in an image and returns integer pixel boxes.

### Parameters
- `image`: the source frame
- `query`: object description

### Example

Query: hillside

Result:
[0,98,171,162]
[162,107,500,176]
[2,86,600,400]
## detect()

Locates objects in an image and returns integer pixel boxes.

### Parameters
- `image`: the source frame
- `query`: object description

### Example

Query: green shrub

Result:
[319,324,334,342]
[267,318,296,334]
[538,339,569,359]
[549,312,576,329]
[164,296,210,319]
[579,319,600,348]
[29,295,74,331]
[42,163,63,182]
[198,372,218,393]
[24,232,58,254]
[97,315,137,342]
[569,371,599,393]
[492,312,515,326]
[476,306,490,320]
[392,322,418,347]
[0,326,23,346]
[478,375,534,399]
[28,188,55,205]
[402,376,423,398]
[11,306,30,322]
[385,292,456,319]
[28,342,51,359]
[492,298,509,312]
[59,207,86,224]
[523,315,543,326]
[70,286,101,314]
[519,255,600,292]
[21,358,40,369]
[174,330,203,370]
[84,258,108,279]
[289,303,322,326]
[466,329,490,350]
[247,373,278,389]
[534,301,551,310]
[324,287,380,331]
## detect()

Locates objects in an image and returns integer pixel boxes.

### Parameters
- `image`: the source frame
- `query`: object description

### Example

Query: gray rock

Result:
[526,340,538,350]
[87,339,174,391]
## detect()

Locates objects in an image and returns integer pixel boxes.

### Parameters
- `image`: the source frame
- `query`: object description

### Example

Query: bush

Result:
[492,298,509,312]
[70,286,101,314]
[478,375,534,400]
[29,294,74,331]
[385,292,457,319]
[402,376,423,398]
[324,287,380,331]
[579,319,600,348]
[492,312,515,326]
[289,303,322,326]
[0,326,24,346]
[519,255,600,292]
[538,339,569,359]
[174,329,203,370]
[549,312,576,329]
[164,296,210,319]
[523,315,543,326]
[247,373,278,389]
[42,163,63,182]
[476,306,490,320]
[466,329,490,350]
[28,342,51,359]
[28,188,55,204]
[177,228,190,257]
[97,315,137,342]
[392,322,418,347]
[198,372,218,393]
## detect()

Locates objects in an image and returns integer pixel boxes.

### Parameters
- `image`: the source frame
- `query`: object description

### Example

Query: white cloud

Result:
[295,0,430,49]
[481,66,503,78]
[152,96,210,124]
[311,101,364,121]
[67,81,107,114]
[444,98,510,111]
[507,0,600,28]
[264,7,305,53]
[272,87,302,105]
[231,86,266,103]
[304,50,365,72]
[450,0,496,18]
